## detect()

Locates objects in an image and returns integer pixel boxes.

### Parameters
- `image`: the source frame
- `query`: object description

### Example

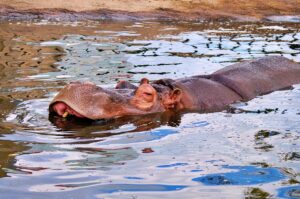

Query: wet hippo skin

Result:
[49,56,300,120]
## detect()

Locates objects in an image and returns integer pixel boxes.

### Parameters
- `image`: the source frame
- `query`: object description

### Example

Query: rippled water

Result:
[0,20,299,198]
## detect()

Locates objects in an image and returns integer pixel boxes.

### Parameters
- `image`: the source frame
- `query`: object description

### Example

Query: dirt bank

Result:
[1,0,300,21]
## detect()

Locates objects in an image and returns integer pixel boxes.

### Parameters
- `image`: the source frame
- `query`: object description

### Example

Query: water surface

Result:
[0,20,299,198]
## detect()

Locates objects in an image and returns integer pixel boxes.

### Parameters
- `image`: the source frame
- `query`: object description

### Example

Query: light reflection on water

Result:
[0,20,299,198]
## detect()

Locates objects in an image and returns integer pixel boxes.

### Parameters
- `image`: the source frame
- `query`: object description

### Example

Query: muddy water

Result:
[0,20,299,198]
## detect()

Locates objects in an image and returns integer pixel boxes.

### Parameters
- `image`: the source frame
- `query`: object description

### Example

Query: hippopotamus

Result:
[49,56,300,120]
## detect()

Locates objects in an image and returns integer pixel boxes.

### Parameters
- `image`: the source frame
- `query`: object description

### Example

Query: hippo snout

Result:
[51,102,86,118]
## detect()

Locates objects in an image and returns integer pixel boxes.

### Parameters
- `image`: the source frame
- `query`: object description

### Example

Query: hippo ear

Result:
[115,80,137,89]
[140,78,150,85]
[163,88,182,109]
[130,82,158,110]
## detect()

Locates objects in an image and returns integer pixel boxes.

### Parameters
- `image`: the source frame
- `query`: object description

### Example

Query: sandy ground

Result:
[0,0,300,21]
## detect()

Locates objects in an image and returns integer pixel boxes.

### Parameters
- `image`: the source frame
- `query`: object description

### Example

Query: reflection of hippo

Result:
[49,56,300,120]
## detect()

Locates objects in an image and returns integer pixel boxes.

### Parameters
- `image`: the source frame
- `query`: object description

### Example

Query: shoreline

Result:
[0,6,253,22]
[1,0,300,22]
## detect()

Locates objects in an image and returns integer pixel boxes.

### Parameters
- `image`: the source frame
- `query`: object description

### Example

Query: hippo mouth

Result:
[50,101,87,119]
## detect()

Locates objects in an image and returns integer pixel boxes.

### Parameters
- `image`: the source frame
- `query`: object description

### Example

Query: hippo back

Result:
[174,77,242,111]
[210,56,300,100]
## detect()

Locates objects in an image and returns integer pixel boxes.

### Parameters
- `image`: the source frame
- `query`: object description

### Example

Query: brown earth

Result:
[0,0,300,21]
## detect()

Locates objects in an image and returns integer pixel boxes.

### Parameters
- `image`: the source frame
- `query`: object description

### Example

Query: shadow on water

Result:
[46,111,183,144]
[49,111,181,134]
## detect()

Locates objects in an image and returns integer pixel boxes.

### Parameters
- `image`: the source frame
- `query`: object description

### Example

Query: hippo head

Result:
[49,78,183,120]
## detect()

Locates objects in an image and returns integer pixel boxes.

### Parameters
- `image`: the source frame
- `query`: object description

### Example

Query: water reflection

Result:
[0,20,299,198]
[18,145,139,171]
[244,187,271,199]
[56,183,187,193]
[0,140,29,177]
[278,186,300,199]
[193,165,286,185]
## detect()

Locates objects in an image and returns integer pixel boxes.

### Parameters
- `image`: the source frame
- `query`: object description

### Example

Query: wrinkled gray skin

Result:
[49,56,300,120]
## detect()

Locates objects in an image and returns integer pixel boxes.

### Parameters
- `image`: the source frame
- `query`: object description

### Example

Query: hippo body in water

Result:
[49,56,300,120]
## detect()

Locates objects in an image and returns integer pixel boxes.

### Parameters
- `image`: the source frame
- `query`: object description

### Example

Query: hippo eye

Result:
[144,92,152,96]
